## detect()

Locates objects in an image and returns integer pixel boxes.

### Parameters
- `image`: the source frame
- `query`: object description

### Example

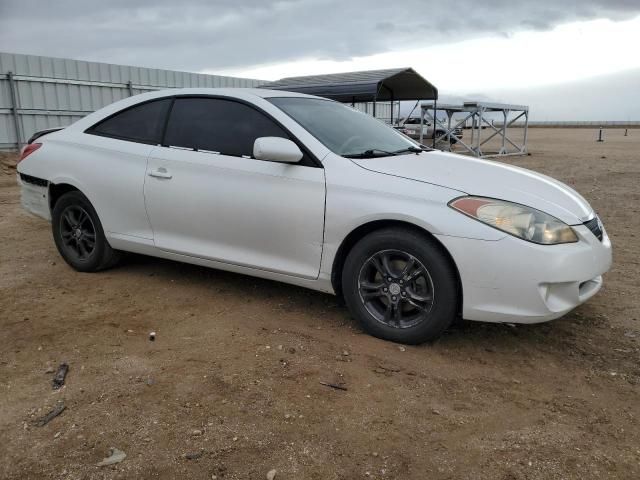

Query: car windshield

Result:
[269,97,425,158]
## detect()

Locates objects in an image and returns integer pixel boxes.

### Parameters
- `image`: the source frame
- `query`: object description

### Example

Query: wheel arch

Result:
[330,219,463,312]
[48,182,81,211]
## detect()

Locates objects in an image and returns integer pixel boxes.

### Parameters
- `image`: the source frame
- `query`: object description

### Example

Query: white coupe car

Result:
[16,88,612,344]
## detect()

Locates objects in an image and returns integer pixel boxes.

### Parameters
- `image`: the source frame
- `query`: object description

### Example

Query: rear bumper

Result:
[17,174,51,221]
[435,224,612,324]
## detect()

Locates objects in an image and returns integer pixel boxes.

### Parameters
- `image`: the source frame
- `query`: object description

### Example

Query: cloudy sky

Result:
[1,0,639,119]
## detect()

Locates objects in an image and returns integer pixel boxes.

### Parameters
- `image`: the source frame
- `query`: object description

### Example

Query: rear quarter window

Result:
[86,99,172,144]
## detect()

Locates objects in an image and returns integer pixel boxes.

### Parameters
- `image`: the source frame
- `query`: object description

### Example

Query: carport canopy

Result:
[260,67,438,103]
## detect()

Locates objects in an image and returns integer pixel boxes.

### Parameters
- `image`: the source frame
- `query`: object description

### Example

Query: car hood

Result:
[351,151,593,224]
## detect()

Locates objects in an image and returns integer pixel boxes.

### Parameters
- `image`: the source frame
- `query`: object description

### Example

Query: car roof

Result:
[65,88,328,132]
[145,87,322,100]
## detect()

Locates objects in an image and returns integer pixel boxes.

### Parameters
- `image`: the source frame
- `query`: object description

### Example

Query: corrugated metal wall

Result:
[0,52,264,150]
[353,101,394,124]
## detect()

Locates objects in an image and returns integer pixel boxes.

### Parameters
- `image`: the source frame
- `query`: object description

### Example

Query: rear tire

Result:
[52,191,119,272]
[341,228,458,344]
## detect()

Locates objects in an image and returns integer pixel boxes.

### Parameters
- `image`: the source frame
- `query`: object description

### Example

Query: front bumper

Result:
[435,223,612,324]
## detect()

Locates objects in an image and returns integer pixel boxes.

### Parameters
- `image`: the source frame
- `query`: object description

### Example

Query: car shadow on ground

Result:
[112,252,600,357]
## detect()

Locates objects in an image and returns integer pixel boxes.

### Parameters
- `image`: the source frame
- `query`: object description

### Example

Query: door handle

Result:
[148,168,172,179]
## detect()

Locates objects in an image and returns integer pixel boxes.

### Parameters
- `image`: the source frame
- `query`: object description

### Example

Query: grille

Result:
[583,216,603,241]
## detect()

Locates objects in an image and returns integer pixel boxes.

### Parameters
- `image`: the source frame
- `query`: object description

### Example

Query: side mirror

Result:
[253,137,303,163]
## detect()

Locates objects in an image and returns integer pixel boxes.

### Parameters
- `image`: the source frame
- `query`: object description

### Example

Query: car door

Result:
[143,96,326,279]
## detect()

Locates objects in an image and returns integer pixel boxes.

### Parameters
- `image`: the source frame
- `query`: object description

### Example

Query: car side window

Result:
[164,97,290,158]
[87,99,172,144]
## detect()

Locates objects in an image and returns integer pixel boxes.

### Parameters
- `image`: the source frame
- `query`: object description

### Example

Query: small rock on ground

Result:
[96,448,126,467]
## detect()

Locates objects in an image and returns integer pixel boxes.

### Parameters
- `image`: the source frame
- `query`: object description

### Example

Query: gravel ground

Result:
[0,128,639,479]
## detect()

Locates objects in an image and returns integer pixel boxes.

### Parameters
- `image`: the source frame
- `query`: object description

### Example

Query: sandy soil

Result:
[1,128,639,480]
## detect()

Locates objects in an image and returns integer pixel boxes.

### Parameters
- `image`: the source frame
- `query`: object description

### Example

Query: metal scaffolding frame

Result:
[420,102,529,158]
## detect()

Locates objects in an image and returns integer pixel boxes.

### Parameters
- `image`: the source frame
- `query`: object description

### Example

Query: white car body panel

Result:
[16,87,612,325]
[25,134,156,239]
[436,225,611,322]
[18,176,50,220]
[352,151,593,224]
[144,146,325,279]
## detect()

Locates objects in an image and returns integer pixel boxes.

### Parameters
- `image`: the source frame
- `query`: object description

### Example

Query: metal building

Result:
[262,67,438,125]
[0,52,264,150]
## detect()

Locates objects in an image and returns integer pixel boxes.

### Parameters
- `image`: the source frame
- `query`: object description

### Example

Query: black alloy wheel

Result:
[52,191,120,272]
[58,205,97,262]
[357,249,435,329]
[342,228,459,344]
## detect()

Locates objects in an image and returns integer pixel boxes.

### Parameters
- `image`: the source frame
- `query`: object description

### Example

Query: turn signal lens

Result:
[449,196,578,245]
[18,143,42,163]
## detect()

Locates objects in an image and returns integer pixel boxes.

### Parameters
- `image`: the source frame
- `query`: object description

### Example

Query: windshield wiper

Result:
[343,148,398,159]
[392,146,429,154]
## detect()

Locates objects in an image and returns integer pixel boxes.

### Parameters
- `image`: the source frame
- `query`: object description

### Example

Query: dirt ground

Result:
[1,128,639,480]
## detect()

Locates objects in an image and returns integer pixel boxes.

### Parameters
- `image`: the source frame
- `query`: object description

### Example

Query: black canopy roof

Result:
[260,67,438,103]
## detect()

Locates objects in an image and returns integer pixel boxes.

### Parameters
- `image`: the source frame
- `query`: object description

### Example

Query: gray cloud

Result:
[0,0,639,73]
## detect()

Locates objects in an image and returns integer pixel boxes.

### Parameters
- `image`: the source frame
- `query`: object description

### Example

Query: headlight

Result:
[449,196,578,245]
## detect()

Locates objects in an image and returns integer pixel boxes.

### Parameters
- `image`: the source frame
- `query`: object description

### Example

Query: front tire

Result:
[52,191,119,272]
[342,228,459,344]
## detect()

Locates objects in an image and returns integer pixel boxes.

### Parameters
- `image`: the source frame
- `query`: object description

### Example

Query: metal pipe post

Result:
[522,110,529,153]
[475,107,483,156]
[500,110,508,154]
[419,105,425,145]
[432,100,437,149]
[7,71,24,150]
[447,111,452,151]
[470,114,475,146]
